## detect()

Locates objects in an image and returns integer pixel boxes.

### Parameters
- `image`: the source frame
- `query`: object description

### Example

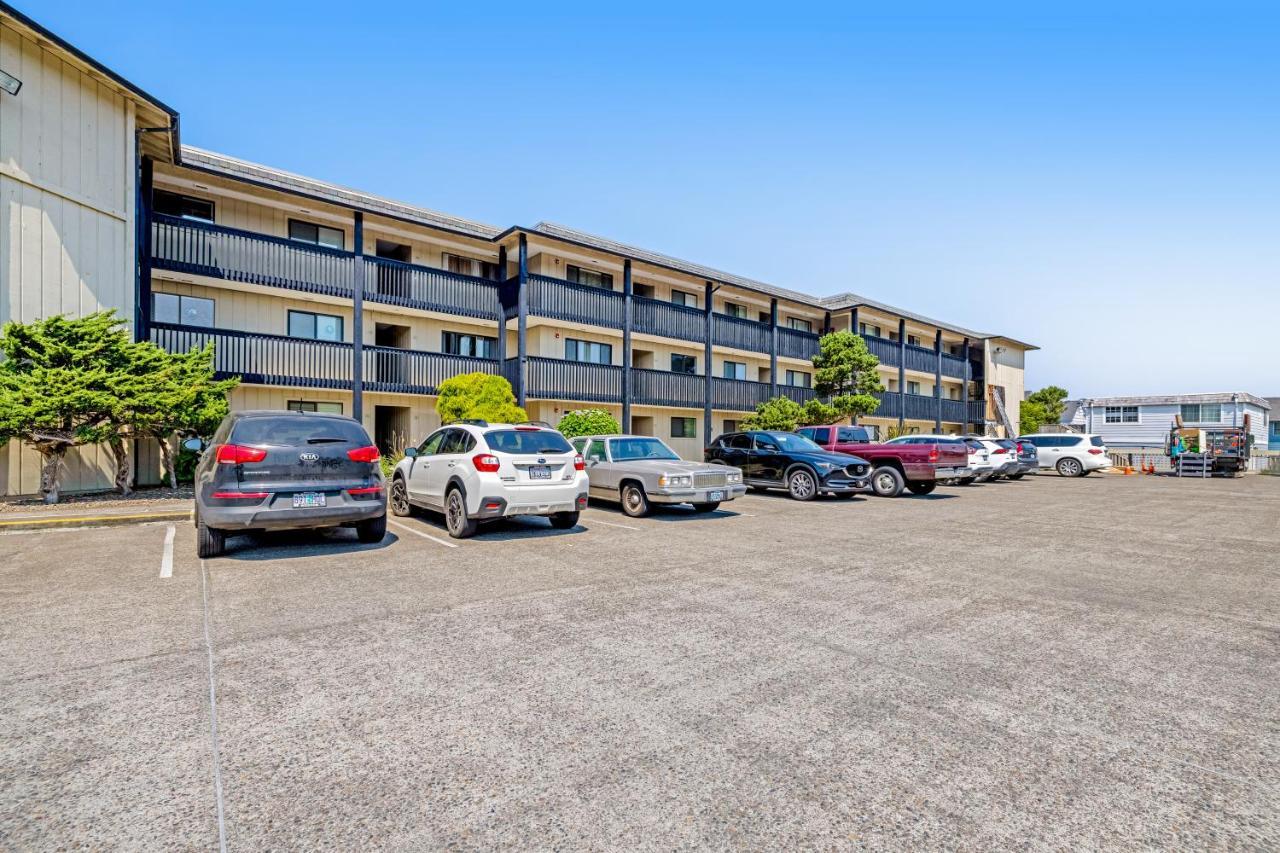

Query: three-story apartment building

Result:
[0,4,1035,496]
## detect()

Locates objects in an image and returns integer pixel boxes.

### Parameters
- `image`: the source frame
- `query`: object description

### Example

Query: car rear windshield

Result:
[837,427,870,442]
[230,416,370,447]
[610,437,680,461]
[1090,436,1105,447]
[484,429,573,455]
[964,439,986,450]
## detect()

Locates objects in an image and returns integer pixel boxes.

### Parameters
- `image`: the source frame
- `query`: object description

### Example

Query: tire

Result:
[549,511,579,529]
[444,487,477,539]
[389,477,413,517]
[870,466,905,498]
[1007,473,1025,481]
[748,485,769,493]
[786,467,819,501]
[1057,457,1084,477]
[906,481,937,496]
[691,502,720,513]
[957,477,977,486]
[196,512,225,558]
[1081,470,1093,476]
[356,512,387,543]
[620,482,651,518]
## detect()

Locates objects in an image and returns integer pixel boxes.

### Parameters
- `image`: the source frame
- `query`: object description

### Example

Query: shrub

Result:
[742,397,804,431]
[556,409,621,439]
[436,373,526,424]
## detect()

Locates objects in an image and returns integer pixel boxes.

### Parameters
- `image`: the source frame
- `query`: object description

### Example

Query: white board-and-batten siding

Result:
[1,20,138,496]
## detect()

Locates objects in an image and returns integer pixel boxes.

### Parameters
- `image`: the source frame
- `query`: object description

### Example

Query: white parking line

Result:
[389,520,458,548]
[159,524,176,578]
[586,517,640,531]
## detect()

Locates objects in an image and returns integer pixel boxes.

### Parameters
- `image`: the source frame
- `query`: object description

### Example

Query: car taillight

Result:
[573,454,585,471]
[211,490,269,499]
[1016,441,1024,453]
[472,453,501,472]
[215,444,267,464]
[992,447,1008,454]
[1088,448,1104,455]
[346,445,381,463]
[347,485,384,495]
[928,447,938,462]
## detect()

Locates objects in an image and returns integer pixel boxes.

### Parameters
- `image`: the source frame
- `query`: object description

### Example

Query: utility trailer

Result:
[1167,414,1253,477]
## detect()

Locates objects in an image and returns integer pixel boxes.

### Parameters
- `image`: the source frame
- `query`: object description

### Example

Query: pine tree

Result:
[812,331,885,422]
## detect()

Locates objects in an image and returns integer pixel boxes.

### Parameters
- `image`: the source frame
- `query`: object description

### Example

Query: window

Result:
[440,429,476,455]
[153,189,213,223]
[724,302,749,319]
[417,430,447,456]
[288,310,344,342]
[442,331,495,359]
[784,370,811,388]
[288,219,344,250]
[805,427,831,443]
[609,437,680,461]
[837,426,870,442]
[948,343,965,357]
[287,400,343,414]
[672,289,698,309]
[859,322,882,338]
[1089,436,1106,447]
[907,335,922,347]
[633,282,655,298]
[727,433,752,449]
[443,253,500,281]
[566,264,613,289]
[722,361,747,380]
[723,420,739,434]
[671,354,697,375]
[889,331,900,342]
[1105,406,1139,424]
[483,429,573,454]
[565,338,612,364]
[153,293,214,327]
[949,387,960,400]
[1180,403,1222,423]
[907,381,921,395]
[787,317,813,333]
[1271,421,1280,437]
[670,417,696,439]
[584,439,608,463]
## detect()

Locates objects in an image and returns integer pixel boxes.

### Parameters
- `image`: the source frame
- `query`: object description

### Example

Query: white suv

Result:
[389,421,589,538]
[1018,433,1110,477]
[885,434,992,484]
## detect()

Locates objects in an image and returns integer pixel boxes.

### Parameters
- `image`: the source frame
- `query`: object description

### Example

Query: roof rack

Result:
[447,419,489,427]
[518,420,555,429]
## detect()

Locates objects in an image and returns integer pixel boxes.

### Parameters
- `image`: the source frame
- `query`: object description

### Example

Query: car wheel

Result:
[957,477,977,486]
[389,477,413,517]
[444,488,477,539]
[549,511,579,529]
[870,466,905,498]
[196,515,225,558]
[620,483,651,518]
[691,502,720,513]
[1057,457,1084,477]
[1007,473,1025,480]
[356,513,387,543]
[787,467,818,501]
[906,481,937,496]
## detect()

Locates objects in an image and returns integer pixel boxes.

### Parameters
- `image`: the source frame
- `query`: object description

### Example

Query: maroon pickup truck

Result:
[795,425,971,497]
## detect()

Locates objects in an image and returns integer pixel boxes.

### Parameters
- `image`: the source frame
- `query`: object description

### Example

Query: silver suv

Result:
[389,422,589,538]
[570,434,746,517]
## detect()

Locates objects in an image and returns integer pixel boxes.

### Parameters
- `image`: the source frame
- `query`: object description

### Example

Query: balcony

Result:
[151,215,502,320]
[526,275,624,329]
[712,313,771,353]
[519,356,623,403]
[632,368,704,408]
[777,327,820,360]
[149,322,497,394]
[633,296,705,344]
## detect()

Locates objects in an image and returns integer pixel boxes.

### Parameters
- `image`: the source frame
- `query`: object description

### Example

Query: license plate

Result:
[528,466,551,480]
[292,492,326,508]
[706,490,725,502]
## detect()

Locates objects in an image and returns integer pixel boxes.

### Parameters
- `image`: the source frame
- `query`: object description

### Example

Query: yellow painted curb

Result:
[0,510,192,529]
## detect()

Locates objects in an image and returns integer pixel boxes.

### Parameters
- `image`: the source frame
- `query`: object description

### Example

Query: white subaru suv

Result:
[389,421,588,538]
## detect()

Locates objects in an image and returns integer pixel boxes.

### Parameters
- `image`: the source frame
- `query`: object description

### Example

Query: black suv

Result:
[187,410,387,557]
[705,430,871,500]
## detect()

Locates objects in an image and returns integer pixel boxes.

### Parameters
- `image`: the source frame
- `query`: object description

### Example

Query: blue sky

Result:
[34,2,1280,396]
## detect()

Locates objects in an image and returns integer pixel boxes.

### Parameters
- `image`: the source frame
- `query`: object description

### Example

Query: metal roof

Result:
[1081,392,1271,410]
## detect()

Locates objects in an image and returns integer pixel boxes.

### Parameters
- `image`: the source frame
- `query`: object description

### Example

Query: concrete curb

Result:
[0,509,192,532]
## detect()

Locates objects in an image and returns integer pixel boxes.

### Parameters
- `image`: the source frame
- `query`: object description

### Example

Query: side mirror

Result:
[182,437,205,453]
[403,447,418,458]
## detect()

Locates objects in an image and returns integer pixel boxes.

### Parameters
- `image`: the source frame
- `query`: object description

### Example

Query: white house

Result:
[1071,393,1270,460]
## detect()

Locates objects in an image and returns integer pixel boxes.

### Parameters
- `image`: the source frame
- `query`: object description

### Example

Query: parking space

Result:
[2,475,1277,848]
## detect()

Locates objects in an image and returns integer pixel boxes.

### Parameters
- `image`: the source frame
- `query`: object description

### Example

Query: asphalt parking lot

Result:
[1,473,1277,850]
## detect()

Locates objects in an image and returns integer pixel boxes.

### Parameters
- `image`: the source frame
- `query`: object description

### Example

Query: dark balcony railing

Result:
[633,296,705,344]
[941,398,967,424]
[871,392,901,420]
[970,399,987,424]
[904,344,938,374]
[526,275,624,329]
[776,384,818,404]
[862,335,899,367]
[712,313,771,353]
[632,368,704,408]
[150,322,495,394]
[710,377,773,412]
[151,214,354,296]
[777,327,820,361]
[941,352,967,379]
[523,356,623,403]
[902,392,939,422]
[364,257,501,320]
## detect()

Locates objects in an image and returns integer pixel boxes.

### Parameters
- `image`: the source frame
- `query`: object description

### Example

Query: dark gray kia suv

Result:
[187,410,387,557]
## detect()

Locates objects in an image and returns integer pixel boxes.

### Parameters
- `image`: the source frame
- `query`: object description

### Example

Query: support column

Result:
[897,318,907,431]
[822,310,831,335]
[495,245,507,367]
[934,329,943,431]
[769,298,779,398]
[622,259,633,432]
[517,234,529,408]
[960,337,971,432]
[703,281,714,447]
[352,211,365,422]
[850,306,859,337]
[136,156,154,342]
